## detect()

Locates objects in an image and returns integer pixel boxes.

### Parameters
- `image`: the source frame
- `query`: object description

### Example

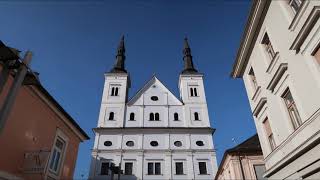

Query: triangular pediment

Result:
[127,76,183,106]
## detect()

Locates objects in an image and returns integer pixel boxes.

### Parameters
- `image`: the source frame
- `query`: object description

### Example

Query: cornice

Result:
[93,127,215,134]
[290,6,320,53]
[231,0,271,78]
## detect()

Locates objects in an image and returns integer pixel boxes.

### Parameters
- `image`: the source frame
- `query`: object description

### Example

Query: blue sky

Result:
[0,0,255,178]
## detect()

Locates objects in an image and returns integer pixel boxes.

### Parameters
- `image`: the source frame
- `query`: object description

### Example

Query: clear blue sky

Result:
[1,0,255,179]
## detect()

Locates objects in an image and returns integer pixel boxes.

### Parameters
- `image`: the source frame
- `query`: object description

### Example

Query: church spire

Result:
[181,37,198,74]
[110,35,127,73]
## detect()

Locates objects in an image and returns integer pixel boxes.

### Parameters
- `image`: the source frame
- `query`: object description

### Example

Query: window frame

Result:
[155,113,160,121]
[129,113,135,121]
[198,162,208,175]
[174,141,182,147]
[261,33,276,61]
[174,113,179,121]
[194,112,200,121]
[149,113,154,121]
[147,162,161,175]
[46,129,68,179]
[110,85,120,97]
[126,141,134,147]
[108,112,115,120]
[175,162,184,175]
[189,86,199,97]
[248,67,258,91]
[196,141,204,146]
[288,0,302,13]
[100,162,110,175]
[124,162,133,175]
[263,117,276,151]
[282,88,302,130]
[150,141,159,147]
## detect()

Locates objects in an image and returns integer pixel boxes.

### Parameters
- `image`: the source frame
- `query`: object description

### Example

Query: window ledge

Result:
[252,97,267,117]
[288,0,310,31]
[290,5,320,52]
[175,174,187,175]
[266,63,288,92]
[266,52,280,74]
[198,174,210,175]
[251,86,261,102]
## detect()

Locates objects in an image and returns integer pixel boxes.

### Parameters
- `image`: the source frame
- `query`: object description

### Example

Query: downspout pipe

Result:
[238,152,245,180]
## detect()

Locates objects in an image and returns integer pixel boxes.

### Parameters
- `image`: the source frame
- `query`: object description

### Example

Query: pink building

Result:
[215,134,266,180]
[0,42,89,179]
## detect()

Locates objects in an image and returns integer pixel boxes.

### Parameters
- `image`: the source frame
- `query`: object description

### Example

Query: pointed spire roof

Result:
[181,37,199,74]
[110,35,127,73]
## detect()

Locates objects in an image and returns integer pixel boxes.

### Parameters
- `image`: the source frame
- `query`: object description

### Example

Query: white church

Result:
[89,37,218,180]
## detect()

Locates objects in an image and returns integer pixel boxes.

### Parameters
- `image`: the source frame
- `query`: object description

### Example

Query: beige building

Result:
[215,134,265,180]
[231,0,320,179]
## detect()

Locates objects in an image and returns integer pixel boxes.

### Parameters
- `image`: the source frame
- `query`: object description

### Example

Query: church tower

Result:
[179,38,211,127]
[89,37,218,180]
[97,36,130,128]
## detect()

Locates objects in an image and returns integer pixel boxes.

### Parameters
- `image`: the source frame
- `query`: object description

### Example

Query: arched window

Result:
[111,87,115,96]
[109,112,114,120]
[150,113,154,121]
[155,113,160,121]
[174,113,179,121]
[194,88,198,96]
[129,113,135,121]
[194,112,199,121]
[115,87,119,96]
[190,88,194,97]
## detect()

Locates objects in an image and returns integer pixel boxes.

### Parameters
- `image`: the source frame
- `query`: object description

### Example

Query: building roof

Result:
[23,72,90,141]
[215,134,262,179]
[226,134,262,154]
[0,40,20,61]
[230,0,271,78]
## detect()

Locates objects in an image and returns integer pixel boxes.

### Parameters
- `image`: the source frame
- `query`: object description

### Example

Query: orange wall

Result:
[0,67,82,179]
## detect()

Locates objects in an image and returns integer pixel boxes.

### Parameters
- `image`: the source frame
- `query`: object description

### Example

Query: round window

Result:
[174,141,182,147]
[104,141,112,146]
[151,96,159,101]
[196,141,204,146]
[150,141,159,147]
[126,141,134,147]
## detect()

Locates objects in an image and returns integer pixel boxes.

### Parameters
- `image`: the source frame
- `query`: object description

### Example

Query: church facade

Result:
[89,37,217,180]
